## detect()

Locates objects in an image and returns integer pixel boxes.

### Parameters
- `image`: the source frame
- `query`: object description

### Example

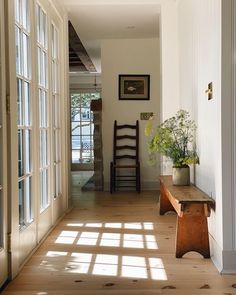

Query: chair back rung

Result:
[116,124,137,129]
[116,135,137,140]
[115,155,136,160]
[116,185,137,188]
[116,145,136,150]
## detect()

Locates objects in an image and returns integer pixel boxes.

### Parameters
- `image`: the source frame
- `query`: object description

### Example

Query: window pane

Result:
[53,95,59,127]
[72,122,80,136]
[39,89,43,127]
[22,0,29,31]
[72,150,80,164]
[81,108,90,120]
[54,164,61,198]
[15,27,21,75]
[37,4,40,42]
[44,92,48,126]
[40,171,43,208]
[19,180,24,226]
[42,51,47,87]
[81,122,91,136]
[40,130,47,168]
[53,130,56,162]
[72,136,81,149]
[17,78,23,125]
[25,176,32,222]
[71,108,80,122]
[24,81,30,125]
[40,9,44,47]
[52,62,57,93]
[53,131,60,162]
[18,130,24,177]
[37,47,41,84]
[23,33,29,78]
[81,136,92,149]
[25,130,31,173]
[52,25,57,59]
[15,0,20,23]
[38,7,47,48]
[39,90,47,127]
[40,169,48,210]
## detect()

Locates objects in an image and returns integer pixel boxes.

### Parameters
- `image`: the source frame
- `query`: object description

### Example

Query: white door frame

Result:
[0,0,9,287]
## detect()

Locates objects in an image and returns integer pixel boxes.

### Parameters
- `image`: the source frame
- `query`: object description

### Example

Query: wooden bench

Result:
[159,175,215,258]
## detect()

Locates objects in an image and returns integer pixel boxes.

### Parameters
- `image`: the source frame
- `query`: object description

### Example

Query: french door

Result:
[0,0,9,287]
[7,0,67,278]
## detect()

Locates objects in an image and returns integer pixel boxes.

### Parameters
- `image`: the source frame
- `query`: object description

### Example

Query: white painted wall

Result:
[101,38,160,190]
[178,0,224,271]
[160,0,179,121]
[159,1,180,175]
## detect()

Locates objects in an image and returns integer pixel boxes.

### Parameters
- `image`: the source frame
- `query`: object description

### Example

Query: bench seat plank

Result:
[160,176,214,204]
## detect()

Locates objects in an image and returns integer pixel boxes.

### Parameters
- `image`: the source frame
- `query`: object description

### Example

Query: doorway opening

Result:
[70,88,102,191]
[71,91,100,171]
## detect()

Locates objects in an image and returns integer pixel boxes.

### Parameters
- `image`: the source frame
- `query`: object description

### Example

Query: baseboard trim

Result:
[222,250,236,274]
[210,236,236,274]
[209,234,223,273]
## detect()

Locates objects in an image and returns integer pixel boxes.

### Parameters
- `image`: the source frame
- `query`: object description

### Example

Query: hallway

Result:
[2,191,236,295]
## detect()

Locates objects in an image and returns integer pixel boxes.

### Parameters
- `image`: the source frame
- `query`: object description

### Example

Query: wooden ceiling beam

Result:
[68,21,96,73]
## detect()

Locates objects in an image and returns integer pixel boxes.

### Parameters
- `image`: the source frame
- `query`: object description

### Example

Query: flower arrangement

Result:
[145,110,199,168]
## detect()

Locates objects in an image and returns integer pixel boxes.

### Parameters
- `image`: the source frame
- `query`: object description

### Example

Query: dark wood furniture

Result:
[159,175,215,258]
[110,120,140,193]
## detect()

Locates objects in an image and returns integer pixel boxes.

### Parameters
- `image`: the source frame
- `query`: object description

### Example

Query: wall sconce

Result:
[205,82,213,100]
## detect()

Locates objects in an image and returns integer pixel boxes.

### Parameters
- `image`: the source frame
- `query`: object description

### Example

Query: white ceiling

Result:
[62,0,165,73]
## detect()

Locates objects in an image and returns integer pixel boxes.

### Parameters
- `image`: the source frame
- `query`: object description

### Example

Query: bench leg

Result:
[160,183,176,215]
[176,215,210,258]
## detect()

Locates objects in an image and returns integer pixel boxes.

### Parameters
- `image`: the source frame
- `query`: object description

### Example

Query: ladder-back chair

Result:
[110,120,141,193]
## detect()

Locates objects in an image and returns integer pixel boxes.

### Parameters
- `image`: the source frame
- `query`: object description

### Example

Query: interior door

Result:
[0,0,9,287]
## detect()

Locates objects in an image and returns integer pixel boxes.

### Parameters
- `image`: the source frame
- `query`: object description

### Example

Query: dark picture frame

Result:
[119,74,150,100]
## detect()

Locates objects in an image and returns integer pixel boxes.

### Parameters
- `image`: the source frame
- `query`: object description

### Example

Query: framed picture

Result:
[119,74,150,100]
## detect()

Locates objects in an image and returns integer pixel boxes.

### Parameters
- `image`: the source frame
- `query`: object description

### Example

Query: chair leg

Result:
[113,167,116,192]
[110,162,113,194]
[137,164,141,193]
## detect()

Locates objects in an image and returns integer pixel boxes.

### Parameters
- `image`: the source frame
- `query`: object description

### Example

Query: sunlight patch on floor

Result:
[56,222,159,251]
[45,250,167,281]
[66,222,155,230]
[46,221,166,280]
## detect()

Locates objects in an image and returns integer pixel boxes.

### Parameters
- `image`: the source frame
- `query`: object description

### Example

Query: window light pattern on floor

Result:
[43,222,167,281]
[55,223,158,250]
[45,251,167,280]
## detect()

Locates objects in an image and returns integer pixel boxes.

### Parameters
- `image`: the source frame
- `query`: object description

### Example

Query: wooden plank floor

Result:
[2,190,236,295]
